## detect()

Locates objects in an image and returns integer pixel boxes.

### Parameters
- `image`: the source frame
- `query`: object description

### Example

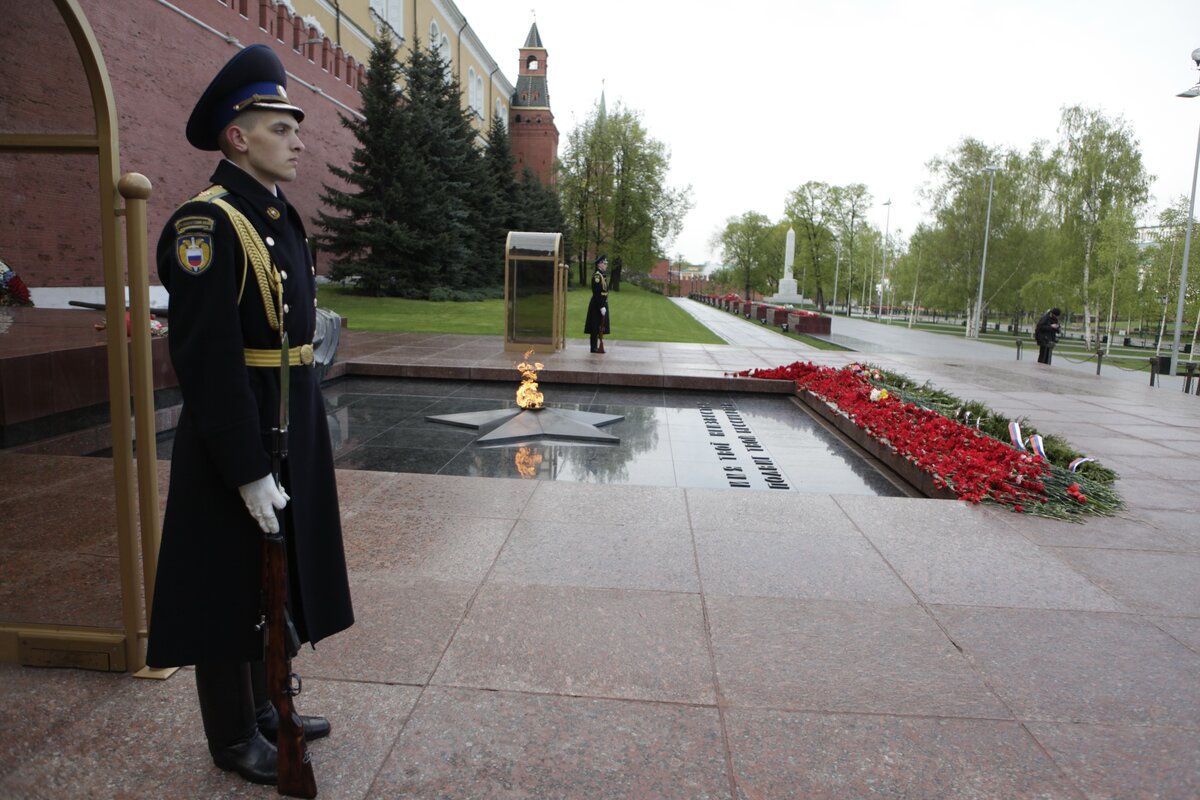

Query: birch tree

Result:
[1050,106,1150,346]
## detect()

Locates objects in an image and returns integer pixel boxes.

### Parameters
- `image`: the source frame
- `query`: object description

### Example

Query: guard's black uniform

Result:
[146,158,354,667]
[1035,308,1060,365]
[584,267,610,352]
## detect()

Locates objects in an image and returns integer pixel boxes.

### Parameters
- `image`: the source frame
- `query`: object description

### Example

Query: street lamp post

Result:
[1170,48,1200,376]
[881,200,891,322]
[832,241,842,315]
[971,166,1000,339]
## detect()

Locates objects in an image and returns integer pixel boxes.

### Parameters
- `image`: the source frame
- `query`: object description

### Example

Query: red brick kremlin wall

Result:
[1,0,365,288]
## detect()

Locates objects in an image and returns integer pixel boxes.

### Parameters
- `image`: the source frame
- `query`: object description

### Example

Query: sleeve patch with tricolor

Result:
[174,215,216,276]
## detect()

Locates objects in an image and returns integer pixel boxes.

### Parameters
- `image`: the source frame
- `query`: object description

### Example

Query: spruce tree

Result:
[318,37,515,298]
[483,113,519,258]
[381,40,464,296]
[315,34,415,295]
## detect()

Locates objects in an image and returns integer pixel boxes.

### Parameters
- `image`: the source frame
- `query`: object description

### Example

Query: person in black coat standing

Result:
[145,45,354,787]
[584,254,610,353]
[1035,307,1062,364]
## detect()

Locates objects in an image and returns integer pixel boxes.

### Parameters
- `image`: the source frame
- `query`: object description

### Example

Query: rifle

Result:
[262,330,318,798]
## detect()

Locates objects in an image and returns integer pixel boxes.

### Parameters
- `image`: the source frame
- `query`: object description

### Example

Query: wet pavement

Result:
[673,297,1184,387]
[2,300,1198,799]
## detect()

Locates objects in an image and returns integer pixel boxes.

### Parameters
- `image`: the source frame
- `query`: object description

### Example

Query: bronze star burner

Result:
[425,349,623,445]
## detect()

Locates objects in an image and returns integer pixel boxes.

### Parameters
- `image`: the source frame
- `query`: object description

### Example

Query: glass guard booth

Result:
[504,231,567,352]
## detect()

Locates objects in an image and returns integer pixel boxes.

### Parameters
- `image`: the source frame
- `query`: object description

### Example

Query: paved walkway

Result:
[670,297,819,350]
[675,298,1182,388]
[2,312,1199,798]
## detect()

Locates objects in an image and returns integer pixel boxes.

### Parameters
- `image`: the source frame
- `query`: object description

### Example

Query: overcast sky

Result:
[460,0,1200,266]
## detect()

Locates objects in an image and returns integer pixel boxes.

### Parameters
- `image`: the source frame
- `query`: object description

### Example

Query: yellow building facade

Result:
[286,0,513,135]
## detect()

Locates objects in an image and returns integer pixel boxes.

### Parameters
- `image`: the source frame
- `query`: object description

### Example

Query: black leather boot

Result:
[250,660,332,742]
[195,661,278,785]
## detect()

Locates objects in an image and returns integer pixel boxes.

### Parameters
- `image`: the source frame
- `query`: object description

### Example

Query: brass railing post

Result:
[119,173,167,677]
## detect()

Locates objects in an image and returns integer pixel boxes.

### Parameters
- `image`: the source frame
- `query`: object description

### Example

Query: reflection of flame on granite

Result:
[514,446,542,477]
[516,349,544,409]
[426,348,624,445]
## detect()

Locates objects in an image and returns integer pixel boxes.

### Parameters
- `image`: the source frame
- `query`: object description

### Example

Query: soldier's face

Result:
[234,111,304,188]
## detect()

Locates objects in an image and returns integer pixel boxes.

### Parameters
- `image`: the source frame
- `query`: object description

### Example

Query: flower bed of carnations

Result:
[733,360,1122,520]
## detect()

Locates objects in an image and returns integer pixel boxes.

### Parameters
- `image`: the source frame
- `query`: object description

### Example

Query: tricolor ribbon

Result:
[1027,434,1046,459]
[1068,457,1095,472]
[1008,421,1026,450]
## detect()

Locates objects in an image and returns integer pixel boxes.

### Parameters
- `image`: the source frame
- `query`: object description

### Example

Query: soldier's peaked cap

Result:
[186,44,304,151]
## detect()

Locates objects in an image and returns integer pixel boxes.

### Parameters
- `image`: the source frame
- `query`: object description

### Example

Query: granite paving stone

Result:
[1049,548,1200,616]
[1004,510,1197,552]
[839,500,1125,611]
[341,509,514,582]
[1151,615,1200,655]
[520,481,691,528]
[1108,477,1199,512]
[685,489,863,535]
[332,466,402,509]
[1026,722,1200,800]
[933,605,1200,727]
[1124,508,1200,541]
[693,526,915,604]
[433,584,714,704]
[371,687,732,800]
[706,596,1010,718]
[369,473,539,520]
[0,470,118,556]
[489,518,699,592]
[0,549,122,628]
[0,664,128,783]
[0,670,228,800]
[726,709,1081,800]
[302,573,479,685]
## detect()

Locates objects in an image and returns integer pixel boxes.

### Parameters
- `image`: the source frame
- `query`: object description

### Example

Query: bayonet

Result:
[276,330,289,466]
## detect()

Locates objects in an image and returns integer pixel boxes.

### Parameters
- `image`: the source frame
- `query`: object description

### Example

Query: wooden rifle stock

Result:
[264,397,317,798]
[263,525,317,798]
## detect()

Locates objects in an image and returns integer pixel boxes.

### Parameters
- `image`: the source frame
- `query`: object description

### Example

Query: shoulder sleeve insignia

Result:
[176,234,213,275]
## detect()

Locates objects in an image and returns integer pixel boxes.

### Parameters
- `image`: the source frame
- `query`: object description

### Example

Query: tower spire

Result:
[509,20,559,185]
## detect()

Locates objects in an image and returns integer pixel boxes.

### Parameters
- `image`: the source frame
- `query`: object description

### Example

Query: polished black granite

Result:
[91,377,907,495]
[322,377,908,496]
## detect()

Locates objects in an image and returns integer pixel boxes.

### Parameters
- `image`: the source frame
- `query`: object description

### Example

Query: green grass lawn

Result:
[318,282,724,344]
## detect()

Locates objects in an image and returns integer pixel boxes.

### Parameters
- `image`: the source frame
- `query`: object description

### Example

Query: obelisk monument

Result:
[769,227,804,304]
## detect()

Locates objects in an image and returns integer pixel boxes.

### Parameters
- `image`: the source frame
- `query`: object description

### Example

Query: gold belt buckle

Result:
[299,343,315,365]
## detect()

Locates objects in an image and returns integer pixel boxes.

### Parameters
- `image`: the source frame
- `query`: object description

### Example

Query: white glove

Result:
[238,474,289,533]
[600,307,607,316]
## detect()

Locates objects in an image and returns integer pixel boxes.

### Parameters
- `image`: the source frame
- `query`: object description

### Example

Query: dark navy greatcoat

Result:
[583,269,610,336]
[146,160,353,667]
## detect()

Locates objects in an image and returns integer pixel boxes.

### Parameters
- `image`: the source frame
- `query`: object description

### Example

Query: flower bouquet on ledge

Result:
[733,360,1122,520]
[0,259,34,307]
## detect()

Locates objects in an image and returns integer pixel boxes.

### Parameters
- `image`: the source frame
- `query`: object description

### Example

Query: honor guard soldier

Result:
[584,253,610,353]
[145,44,354,786]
